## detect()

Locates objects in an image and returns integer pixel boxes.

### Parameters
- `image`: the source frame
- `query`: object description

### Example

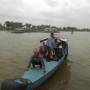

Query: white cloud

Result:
[0,0,90,28]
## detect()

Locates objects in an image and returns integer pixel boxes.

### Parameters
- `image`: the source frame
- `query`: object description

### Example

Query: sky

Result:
[0,0,90,28]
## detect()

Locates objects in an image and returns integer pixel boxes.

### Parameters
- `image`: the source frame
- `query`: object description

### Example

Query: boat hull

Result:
[1,39,68,90]
[28,58,64,90]
[23,47,68,90]
[16,47,68,90]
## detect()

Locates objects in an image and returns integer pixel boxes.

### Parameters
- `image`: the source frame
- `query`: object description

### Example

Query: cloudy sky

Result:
[0,0,90,28]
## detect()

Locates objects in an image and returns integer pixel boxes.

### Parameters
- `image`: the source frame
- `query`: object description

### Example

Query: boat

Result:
[11,30,25,33]
[1,38,68,90]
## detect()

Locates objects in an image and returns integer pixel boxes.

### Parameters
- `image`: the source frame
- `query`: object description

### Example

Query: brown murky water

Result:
[0,31,90,90]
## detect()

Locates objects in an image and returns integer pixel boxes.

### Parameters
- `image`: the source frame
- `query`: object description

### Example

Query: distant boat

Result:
[11,28,25,33]
[44,27,59,33]
[1,38,68,90]
[11,31,24,33]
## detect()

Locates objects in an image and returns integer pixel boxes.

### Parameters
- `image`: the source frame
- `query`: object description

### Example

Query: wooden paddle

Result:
[40,38,48,43]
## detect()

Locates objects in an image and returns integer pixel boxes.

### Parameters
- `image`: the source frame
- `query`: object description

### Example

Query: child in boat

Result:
[27,48,46,72]
[39,42,48,58]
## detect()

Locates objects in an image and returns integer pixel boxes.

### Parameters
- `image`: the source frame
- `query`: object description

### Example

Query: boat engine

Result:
[1,78,30,90]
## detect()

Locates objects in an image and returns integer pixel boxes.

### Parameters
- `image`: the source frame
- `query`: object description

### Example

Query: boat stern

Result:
[1,78,32,90]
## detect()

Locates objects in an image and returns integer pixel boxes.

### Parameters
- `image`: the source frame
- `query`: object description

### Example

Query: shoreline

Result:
[0,29,90,34]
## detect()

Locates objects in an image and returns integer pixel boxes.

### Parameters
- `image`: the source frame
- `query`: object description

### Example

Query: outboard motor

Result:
[1,78,30,90]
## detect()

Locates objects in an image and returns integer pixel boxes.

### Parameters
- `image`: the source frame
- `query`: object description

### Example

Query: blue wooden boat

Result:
[1,39,68,90]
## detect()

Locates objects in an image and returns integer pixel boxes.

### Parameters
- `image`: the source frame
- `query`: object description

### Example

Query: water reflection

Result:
[36,60,71,90]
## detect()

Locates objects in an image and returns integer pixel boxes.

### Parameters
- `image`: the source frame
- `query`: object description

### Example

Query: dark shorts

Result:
[31,60,42,68]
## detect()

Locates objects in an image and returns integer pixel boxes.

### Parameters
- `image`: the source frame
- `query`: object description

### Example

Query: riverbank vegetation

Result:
[0,21,90,33]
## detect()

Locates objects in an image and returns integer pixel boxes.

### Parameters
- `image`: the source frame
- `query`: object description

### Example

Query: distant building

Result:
[15,27,25,31]
[44,27,58,32]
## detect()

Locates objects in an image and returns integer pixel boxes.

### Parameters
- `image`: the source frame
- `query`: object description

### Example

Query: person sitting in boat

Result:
[27,48,46,73]
[54,43,64,61]
[39,42,48,58]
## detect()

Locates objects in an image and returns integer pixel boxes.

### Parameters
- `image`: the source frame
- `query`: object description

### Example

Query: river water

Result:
[0,31,90,90]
